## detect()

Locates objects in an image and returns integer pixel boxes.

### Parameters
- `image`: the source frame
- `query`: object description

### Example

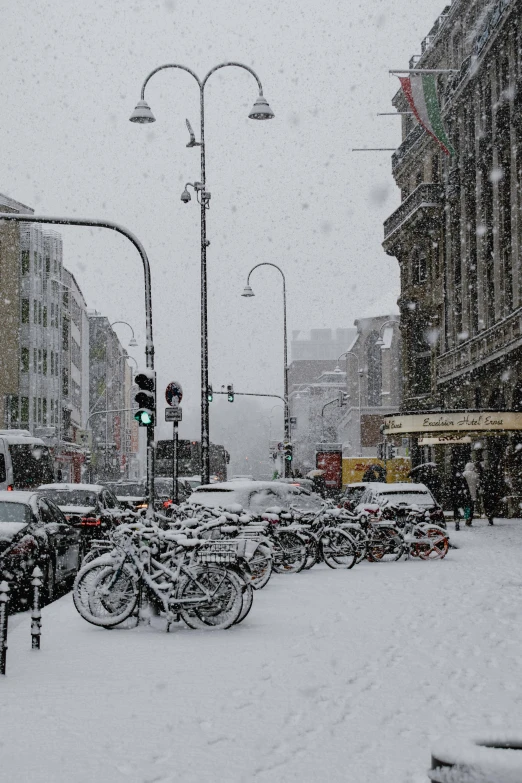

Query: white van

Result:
[0,430,55,491]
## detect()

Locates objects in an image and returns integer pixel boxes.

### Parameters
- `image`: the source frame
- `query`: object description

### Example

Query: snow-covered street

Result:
[3,520,522,783]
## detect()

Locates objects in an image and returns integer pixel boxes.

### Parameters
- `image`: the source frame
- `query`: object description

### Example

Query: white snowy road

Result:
[3,520,522,783]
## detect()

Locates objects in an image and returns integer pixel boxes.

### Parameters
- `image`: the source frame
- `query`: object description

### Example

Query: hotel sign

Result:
[383,412,522,435]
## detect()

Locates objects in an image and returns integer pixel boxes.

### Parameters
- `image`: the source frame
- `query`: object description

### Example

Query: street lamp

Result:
[337,350,364,457]
[130,62,274,485]
[110,321,138,348]
[375,319,400,348]
[241,262,290,476]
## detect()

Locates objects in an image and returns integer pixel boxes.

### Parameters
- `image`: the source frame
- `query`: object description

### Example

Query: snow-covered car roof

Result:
[0,432,48,446]
[189,481,324,513]
[38,483,106,493]
[0,491,39,514]
[364,482,431,494]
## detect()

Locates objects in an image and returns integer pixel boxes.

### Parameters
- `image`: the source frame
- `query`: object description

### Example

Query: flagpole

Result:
[352,148,396,152]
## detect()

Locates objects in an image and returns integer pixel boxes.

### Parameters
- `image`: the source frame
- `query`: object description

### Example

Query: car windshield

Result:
[378,490,433,506]
[38,490,98,507]
[0,502,31,524]
[106,483,145,497]
[344,486,366,501]
[9,444,54,488]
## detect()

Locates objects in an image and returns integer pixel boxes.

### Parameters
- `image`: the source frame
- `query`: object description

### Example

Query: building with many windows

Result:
[382,0,522,512]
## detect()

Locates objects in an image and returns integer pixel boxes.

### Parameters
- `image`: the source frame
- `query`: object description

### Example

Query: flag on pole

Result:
[399,74,455,156]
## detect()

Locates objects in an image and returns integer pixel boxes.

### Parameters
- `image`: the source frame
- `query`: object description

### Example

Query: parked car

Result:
[0,430,55,491]
[189,480,324,515]
[104,481,148,512]
[0,490,81,606]
[354,482,446,527]
[180,475,203,491]
[276,478,315,492]
[36,483,126,556]
[153,477,192,510]
[339,483,370,511]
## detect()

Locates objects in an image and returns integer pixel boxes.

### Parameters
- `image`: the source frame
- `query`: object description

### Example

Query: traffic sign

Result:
[290,417,297,426]
[165,407,182,422]
[165,381,183,407]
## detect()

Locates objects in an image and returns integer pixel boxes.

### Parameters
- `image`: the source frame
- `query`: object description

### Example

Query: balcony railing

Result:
[437,307,522,381]
[383,184,444,244]
[391,124,424,171]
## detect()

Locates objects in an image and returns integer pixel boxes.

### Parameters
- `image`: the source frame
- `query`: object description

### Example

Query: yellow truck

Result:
[342,457,411,487]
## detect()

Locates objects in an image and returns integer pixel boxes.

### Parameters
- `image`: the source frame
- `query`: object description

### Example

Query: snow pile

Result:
[430,735,522,783]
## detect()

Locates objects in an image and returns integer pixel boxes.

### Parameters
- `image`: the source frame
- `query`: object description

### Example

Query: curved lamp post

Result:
[336,350,364,457]
[242,262,289,476]
[375,319,400,348]
[130,62,274,485]
[110,321,138,348]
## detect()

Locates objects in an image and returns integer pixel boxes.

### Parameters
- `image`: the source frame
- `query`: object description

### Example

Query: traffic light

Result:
[134,370,156,426]
[284,442,293,462]
[227,383,234,403]
[207,384,213,402]
[338,391,349,407]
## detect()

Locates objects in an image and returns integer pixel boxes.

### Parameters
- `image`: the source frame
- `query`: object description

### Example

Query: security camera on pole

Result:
[165,381,183,504]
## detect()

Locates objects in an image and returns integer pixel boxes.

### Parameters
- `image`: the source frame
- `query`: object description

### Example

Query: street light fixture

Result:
[375,319,400,348]
[110,321,138,348]
[337,350,363,457]
[241,262,290,476]
[130,61,274,485]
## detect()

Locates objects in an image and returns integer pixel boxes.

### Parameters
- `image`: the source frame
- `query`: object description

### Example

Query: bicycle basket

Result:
[194,540,239,565]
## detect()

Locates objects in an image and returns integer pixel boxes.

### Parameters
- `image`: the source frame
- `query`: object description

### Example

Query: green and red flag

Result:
[399,74,455,156]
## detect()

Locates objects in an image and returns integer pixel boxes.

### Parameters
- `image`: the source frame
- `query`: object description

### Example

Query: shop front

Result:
[383,411,522,517]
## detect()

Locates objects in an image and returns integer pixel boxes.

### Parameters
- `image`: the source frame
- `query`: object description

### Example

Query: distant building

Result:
[88,312,134,481]
[291,328,357,361]
[337,315,402,458]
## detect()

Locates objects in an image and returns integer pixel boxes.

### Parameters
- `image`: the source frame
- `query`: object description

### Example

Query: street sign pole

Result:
[172,420,179,505]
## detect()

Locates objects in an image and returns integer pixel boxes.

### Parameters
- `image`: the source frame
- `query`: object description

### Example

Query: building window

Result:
[33,300,38,324]
[415,170,423,188]
[21,299,29,324]
[366,332,382,407]
[21,397,29,424]
[45,255,50,277]
[43,350,47,376]
[38,398,42,424]
[21,347,29,373]
[38,349,42,374]
[63,367,69,396]
[33,397,36,422]
[43,306,47,327]
[431,156,440,184]
[42,398,47,424]
[50,399,54,424]
[21,250,30,275]
[63,317,69,351]
[38,302,42,325]
[412,248,428,284]
[33,349,37,373]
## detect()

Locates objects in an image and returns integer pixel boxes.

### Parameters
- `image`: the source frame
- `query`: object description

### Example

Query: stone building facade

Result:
[383,0,522,509]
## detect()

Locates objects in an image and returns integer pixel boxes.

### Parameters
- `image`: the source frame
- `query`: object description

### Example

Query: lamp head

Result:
[129,100,156,124]
[375,336,385,348]
[248,94,275,120]
[128,337,138,347]
[333,364,342,374]
[181,189,191,204]
[241,285,255,297]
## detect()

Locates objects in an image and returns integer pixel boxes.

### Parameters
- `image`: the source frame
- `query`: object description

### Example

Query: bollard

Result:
[31,566,43,650]
[0,580,10,675]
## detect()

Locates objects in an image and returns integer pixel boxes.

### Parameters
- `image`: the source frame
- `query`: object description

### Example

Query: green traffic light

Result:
[134,410,153,426]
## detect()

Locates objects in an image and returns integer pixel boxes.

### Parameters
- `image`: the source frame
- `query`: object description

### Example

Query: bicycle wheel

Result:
[248,543,273,589]
[236,581,254,624]
[303,536,320,570]
[321,529,357,570]
[418,528,449,560]
[73,561,138,628]
[271,531,308,574]
[340,526,367,563]
[367,526,404,562]
[178,566,244,630]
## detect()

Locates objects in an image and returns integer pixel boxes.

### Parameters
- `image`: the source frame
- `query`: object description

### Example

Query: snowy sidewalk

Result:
[3,519,522,783]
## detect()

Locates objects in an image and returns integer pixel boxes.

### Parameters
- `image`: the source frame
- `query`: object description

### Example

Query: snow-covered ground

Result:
[3,519,522,783]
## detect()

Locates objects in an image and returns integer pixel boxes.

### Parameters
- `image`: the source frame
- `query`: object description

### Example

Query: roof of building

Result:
[0,192,34,214]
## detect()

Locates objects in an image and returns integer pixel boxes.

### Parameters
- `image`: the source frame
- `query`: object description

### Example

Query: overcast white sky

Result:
[1,0,445,446]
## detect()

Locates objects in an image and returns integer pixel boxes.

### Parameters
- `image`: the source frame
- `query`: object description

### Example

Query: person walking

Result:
[449,470,472,531]
[462,461,478,526]
[481,465,504,526]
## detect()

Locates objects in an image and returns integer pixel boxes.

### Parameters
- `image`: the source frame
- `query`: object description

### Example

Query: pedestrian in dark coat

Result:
[449,471,472,531]
[481,467,505,526]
